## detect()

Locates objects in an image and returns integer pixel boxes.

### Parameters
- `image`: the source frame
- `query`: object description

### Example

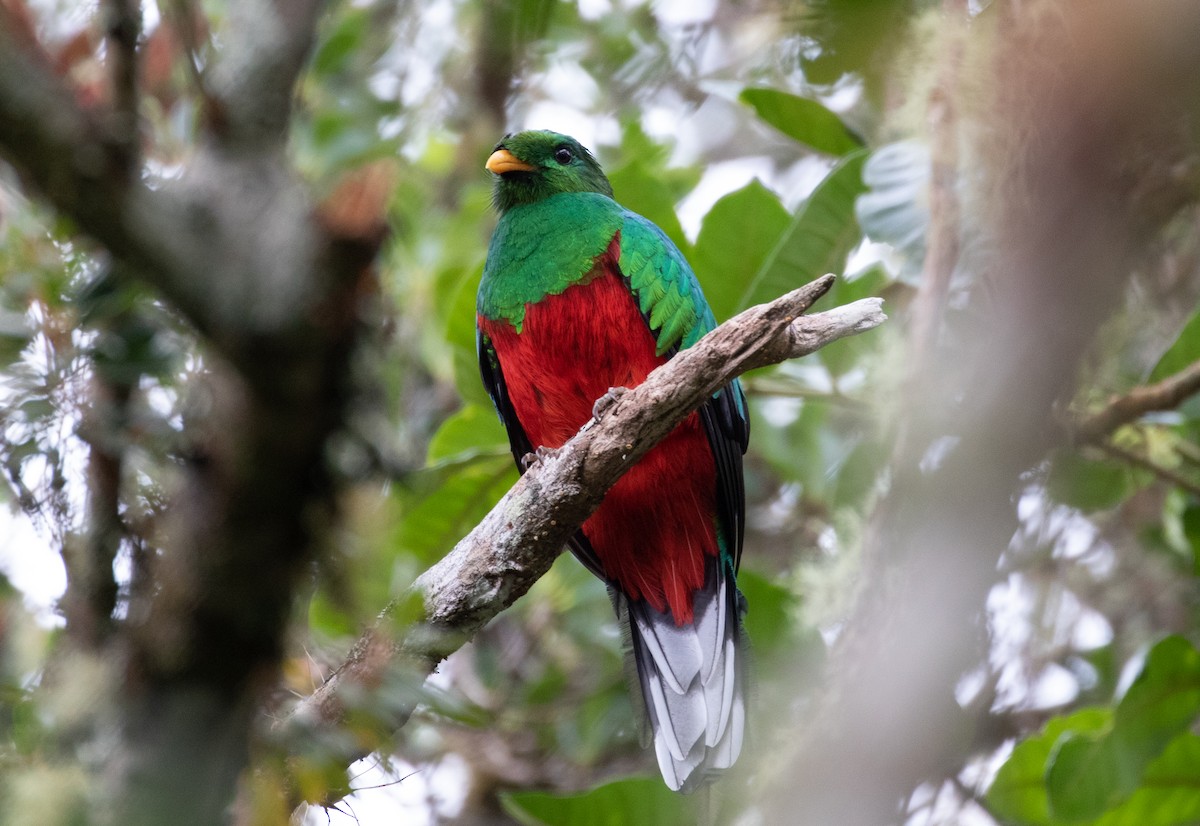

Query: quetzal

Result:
[476,130,748,791]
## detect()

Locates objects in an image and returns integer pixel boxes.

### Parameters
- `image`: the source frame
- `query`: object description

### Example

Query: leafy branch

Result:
[1072,360,1200,444]
[1067,359,1200,497]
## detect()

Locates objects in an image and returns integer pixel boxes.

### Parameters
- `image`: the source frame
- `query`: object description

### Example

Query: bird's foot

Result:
[521,445,560,471]
[592,387,628,422]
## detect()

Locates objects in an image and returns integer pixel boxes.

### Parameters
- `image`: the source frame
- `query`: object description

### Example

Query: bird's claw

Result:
[592,387,628,422]
[521,445,560,471]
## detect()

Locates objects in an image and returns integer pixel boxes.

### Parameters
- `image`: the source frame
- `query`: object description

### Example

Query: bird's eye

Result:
[553,147,574,165]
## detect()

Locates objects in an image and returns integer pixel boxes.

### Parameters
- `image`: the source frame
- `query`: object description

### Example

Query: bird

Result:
[476,130,748,792]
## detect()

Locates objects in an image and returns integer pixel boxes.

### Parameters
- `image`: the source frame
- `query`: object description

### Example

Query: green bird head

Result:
[486,130,614,213]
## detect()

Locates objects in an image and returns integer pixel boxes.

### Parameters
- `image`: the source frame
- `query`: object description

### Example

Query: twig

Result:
[162,0,210,104]
[62,371,131,648]
[739,377,870,411]
[279,280,887,738]
[1093,440,1200,499]
[102,0,141,171]
[1072,360,1200,444]
[1173,437,1200,469]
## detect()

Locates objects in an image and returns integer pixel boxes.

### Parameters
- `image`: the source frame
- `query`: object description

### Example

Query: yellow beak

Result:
[485,148,536,175]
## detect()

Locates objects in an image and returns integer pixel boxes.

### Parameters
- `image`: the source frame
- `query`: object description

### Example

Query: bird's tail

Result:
[614,557,746,792]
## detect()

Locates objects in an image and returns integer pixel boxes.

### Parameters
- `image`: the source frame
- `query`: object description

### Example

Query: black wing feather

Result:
[699,385,748,572]
[477,327,607,579]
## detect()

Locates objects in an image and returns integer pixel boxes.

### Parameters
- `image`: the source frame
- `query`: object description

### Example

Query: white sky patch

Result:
[368,68,402,102]
[577,0,613,21]
[821,78,864,113]
[1028,663,1079,710]
[397,0,457,108]
[141,1,159,29]
[640,101,692,156]
[848,238,902,278]
[987,574,1036,707]
[774,155,840,210]
[304,754,469,826]
[1072,606,1113,650]
[653,0,716,25]
[0,507,66,626]
[674,93,740,158]
[1115,645,1150,700]
[758,397,801,428]
[964,741,1015,800]
[919,435,960,475]
[776,360,835,395]
[954,665,989,708]
[1016,487,1042,522]
[400,52,438,110]
[521,101,602,149]
[675,157,776,241]
[541,57,601,110]
[907,781,998,826]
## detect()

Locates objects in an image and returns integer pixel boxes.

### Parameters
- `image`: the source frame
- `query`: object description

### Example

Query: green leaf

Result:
[736,569,796,653]
[427,404,510,463]
[444,263,495,408]
[394,455,517,563]
[986,707,1112,826]
[1044,636,1200,821]
[1150,307,1200,382]
[1184,504,1200,575]
[1095,734,1200,826]
[739,88,864,156]
[1046,734,1125,820]
[797,0,918,97]
[501,777,694,826]
[308,590,357,638]
[312,8,369,77]
[1046,450,1140,513]
[735,150,869,313]
[831,437,886,508]
[1112,636,1200,767]
[692,180,791,323]
[440,263,485,354]
[749,394,829,491]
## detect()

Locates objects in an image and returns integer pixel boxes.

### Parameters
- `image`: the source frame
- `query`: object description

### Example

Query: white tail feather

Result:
[621,560,746,792]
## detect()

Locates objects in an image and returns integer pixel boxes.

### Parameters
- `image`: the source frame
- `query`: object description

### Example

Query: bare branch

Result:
[161,1,211,102]
[281,278,886,738]
[0,13,138,223]
[0,15,339,350]
[206,0,327,146]
[102,0,141,169]
[61,372,131,648]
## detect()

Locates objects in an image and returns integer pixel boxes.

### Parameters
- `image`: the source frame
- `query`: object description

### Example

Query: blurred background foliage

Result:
[2,0,1200,824]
